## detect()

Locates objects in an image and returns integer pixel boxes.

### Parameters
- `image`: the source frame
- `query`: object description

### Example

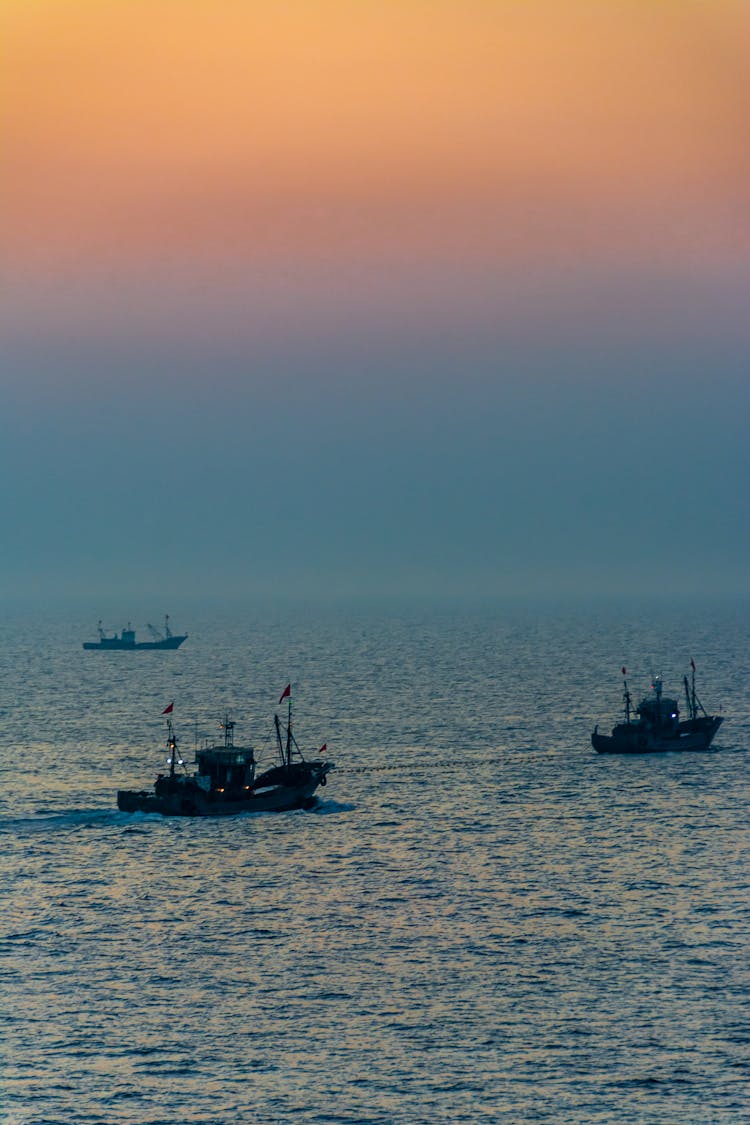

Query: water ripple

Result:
[2,604,749,1124]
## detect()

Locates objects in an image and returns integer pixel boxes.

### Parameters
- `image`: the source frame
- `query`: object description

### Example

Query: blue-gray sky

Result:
[3,291,748,607]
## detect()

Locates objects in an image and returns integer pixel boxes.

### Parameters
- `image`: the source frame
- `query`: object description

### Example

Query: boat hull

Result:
[117,765,331,816]
[84,636,187,650]
[592,716,723,754]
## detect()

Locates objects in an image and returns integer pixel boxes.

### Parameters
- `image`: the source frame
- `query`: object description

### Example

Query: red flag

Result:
[162,702,174,714]
[279,684,291,704]
[621,667,627,677]
[690,658,696,671]
[318,744,327,755]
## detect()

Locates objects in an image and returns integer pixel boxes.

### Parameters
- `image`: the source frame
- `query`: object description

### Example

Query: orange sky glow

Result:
[2,0,749,345]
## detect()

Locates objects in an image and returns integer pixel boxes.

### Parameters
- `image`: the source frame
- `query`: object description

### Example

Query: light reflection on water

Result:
[1,604,748,1123]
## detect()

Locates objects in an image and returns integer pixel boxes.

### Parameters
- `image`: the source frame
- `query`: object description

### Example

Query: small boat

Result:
[83,615,187,651]
[117,689,333,816]
[592,662,723,754]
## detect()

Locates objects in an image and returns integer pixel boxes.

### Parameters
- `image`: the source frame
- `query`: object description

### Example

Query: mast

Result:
[622,667,631,725]
[286,692,293,769]
[274,713,284,764]
[689,658,707,717]
[167,718,178,779]
[276,684,293,769]
[652,676,663,724]
[221,715,235,748]
[683,675,693,719]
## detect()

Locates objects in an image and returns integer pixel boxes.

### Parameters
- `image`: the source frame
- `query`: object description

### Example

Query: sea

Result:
[1,601,748,1125]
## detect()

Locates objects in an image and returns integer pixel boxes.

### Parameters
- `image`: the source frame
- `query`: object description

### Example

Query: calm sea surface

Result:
[1,603,748,1124]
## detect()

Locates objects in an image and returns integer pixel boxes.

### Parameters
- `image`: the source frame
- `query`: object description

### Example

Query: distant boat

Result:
[83,615,187,651]
[117,689,333,816]
[592,662,723,753]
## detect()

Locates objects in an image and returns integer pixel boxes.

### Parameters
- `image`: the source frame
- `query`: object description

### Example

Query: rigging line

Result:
[335,760,513,774]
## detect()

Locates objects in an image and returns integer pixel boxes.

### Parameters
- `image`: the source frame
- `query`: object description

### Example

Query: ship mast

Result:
[622,667,631,725]
[221,715,235,748]
[286,692,293,770]
[683,675,693,720]
[274,684,294,770]
[166,719,179,779]
[274,713,284,764]
[688,659,707,717]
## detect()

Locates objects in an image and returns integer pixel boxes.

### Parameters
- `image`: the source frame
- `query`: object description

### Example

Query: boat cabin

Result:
[195,746,256,792]
[636,678,680,732]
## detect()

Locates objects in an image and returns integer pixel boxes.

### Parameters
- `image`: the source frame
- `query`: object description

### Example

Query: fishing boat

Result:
[84,615,187,651]
[117,688,332,816]
[592,662,723,754]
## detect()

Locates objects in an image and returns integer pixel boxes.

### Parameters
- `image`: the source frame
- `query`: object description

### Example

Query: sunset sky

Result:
[2,2,749,603]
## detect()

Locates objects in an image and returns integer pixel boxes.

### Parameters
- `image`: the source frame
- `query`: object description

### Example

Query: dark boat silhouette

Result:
[592,662,723,754]
[83,615,187,651]
[117,688,332,816]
